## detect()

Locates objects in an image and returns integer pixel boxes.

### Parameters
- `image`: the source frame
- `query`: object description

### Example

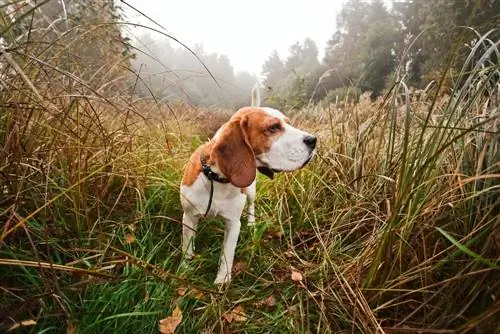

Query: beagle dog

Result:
[180,85,317,284]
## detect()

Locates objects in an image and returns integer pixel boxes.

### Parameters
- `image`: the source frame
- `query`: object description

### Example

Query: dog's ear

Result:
[213,117,256,188]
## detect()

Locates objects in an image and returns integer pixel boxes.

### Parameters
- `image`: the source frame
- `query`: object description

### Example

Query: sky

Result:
[122,0,346,76]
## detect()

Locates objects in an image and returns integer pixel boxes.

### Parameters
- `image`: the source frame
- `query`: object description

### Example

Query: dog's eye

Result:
[268,123,281,133]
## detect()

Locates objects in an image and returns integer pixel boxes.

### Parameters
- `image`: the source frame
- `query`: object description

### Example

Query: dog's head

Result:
[212,107,316,187]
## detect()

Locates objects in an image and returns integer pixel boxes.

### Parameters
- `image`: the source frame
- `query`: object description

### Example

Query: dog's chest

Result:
[180,174,246,219]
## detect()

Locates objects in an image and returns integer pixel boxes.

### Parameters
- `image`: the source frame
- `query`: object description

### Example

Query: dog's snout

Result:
[303,135,317,149]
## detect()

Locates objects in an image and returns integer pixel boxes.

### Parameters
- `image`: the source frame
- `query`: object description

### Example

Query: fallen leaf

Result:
[190,288,204,300]
[223,305,246,323]
[177,286,204,300]
[254,295,277,308]
[284,249,294,258]
[7,319,37,332]
[67,321,76,334]
[232,261,246,276]
[177,286,187,296]
[291,270,303,282]
[159,305,183,334]
[264,294,277,307]
[125,233,135,244]
[266,230,284,239]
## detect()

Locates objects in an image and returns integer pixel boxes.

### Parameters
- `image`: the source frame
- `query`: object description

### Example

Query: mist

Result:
[131,34,257,108]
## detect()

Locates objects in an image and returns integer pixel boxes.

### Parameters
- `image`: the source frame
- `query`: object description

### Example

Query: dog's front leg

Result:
[182,212,198,260]
[214,219,241,285]
[247,199,255,226]
[246,181,256,226]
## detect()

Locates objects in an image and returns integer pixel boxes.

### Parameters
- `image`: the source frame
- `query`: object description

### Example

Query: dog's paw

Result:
[178,264,189,276]
[247,217,256,226]
[179,256,195,273]
[214,273,231,286]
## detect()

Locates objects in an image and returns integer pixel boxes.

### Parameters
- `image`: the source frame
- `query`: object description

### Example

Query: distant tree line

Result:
[262,0,499,109]
[4,0,496,109]
[131,35,257,108]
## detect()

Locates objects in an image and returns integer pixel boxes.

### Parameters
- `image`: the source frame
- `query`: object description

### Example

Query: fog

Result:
[121,0,343,107]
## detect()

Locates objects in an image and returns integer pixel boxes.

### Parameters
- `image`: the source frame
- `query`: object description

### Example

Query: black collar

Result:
[200,154,230,183]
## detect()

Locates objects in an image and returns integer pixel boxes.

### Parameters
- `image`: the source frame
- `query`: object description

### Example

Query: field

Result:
[1,4,499,334]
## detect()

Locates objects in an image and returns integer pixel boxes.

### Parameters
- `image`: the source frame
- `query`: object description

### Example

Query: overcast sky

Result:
[122,0,346,76]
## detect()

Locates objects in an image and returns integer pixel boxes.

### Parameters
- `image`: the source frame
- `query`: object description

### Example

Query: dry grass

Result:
[0,2,499,333]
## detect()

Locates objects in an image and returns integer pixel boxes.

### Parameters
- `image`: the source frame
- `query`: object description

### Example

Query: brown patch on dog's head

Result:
[231,107,286,156]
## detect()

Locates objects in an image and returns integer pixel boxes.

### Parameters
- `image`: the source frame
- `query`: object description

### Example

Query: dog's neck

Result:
[200,153,230,183]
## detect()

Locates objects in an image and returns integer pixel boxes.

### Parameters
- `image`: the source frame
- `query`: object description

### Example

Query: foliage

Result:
[0,0,132,88]
[321,86,363,107]
[262,0,499,109]
[0,1,499,333]
[322,0,399,96]
[131,36,257,108]
[393,0,499,87]
[262,38,324,110]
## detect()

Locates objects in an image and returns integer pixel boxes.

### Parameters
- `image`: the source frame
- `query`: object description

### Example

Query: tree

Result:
[261,39,324,108]
[131,36,256,108]
[392,0,499,88]
[357,0,399,95]
[302,38,321,69]
[262,50,286,90]
[323,0,398,97]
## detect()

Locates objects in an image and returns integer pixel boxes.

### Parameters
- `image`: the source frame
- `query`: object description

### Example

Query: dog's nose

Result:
[303,135,317,149]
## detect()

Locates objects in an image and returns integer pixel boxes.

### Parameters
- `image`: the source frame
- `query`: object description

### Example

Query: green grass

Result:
[1,3,499,334]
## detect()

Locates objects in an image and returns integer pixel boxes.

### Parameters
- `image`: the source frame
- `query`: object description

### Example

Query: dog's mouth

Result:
[256,157,279,179]
[257,152,315,179]
[301,152,315,168]
[257,166,280,179]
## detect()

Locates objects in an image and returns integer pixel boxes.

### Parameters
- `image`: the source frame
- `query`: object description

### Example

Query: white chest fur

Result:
[180,174,252,220]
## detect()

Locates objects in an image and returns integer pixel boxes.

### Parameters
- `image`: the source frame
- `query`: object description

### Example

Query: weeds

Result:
[0,2,499,333]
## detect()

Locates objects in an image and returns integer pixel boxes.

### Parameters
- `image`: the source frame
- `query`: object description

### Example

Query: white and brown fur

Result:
[180,84,316,284]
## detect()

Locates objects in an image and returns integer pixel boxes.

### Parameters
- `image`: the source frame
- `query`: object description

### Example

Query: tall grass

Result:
[1,2,499,333]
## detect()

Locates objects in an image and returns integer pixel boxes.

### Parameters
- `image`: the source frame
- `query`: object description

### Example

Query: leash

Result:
[200,153,229,217]
[204,178,214,217]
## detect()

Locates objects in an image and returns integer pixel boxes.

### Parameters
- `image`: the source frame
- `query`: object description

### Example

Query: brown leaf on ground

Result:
[284,249,294,258]
[254,294,277,309]
[159,305,183,334]
[266,229,284,239]
[125,233,135,244]
[232,261,245,276]
[177,286,187,296]
[7,319,37,332]
[67,320,76,334]
[177,286,204,300]
[223,305,247,323]
[190,288,204,300]
[264,294,277,307]
[291,269,303,282]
